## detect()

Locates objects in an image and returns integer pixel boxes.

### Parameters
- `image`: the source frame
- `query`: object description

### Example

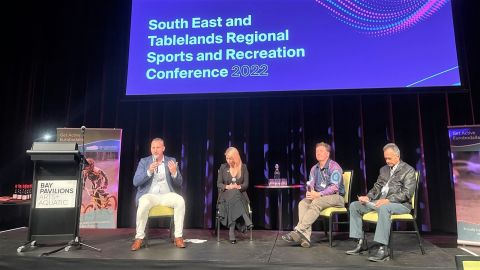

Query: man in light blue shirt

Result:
[131,138,185,251]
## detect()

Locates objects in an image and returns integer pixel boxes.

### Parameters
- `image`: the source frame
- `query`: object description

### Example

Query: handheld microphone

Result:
[81,126,86,134]
[153,155,159,173]
[306,180,312,192]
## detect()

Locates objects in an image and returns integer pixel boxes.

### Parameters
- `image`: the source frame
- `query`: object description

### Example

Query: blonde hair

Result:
[225,147,242,178]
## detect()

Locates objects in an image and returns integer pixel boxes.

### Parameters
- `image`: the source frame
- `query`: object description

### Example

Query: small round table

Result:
[254,184,303,230]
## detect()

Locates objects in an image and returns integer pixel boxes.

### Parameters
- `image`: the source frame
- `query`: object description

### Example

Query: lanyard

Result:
[317,159,330,187]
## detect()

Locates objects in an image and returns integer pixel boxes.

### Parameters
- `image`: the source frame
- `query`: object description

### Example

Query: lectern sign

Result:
[35,180,78,208]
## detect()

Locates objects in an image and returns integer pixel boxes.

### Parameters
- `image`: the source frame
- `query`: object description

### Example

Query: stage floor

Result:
[0,228,475,270]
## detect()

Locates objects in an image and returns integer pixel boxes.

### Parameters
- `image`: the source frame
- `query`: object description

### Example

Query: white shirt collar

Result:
[390,162,400,174]
[152,156,165,163]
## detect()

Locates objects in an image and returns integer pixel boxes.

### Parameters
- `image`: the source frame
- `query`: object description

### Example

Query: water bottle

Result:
[274,164,281,185]
[28,184,32,200]
[12,184,18,199]
[21,184,27,200]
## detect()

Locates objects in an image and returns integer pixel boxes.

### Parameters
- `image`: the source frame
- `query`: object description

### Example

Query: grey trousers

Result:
[349,201,410,245]
[294,194,344,241]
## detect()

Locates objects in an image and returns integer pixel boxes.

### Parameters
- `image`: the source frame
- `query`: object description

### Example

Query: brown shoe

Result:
[131,239,144,251]
[174,237,186,248]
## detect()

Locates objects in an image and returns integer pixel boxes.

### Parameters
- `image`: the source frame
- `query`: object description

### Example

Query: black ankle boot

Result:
[345,239,368,255]
[368,245,390,262]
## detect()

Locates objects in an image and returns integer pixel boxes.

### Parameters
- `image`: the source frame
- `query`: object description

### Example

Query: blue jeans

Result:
[349,201,410,245]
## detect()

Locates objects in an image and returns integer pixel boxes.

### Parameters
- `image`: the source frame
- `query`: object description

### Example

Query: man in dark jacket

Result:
[346,143,416,262]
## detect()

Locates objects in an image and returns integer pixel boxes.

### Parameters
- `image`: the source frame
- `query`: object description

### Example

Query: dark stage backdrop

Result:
[1,0,479,234]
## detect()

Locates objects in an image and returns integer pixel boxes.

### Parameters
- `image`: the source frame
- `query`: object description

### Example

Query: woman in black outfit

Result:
[217,147,253,244]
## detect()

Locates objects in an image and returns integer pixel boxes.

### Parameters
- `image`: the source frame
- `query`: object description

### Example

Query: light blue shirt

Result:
[147,157,171,195]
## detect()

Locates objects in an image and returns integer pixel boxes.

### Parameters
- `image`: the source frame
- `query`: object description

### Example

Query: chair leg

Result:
[329,216,333,247]
[144,218,150,248]
[389,225,393,259]
[169,217,174,241]
[363,232,368,250]
[413,221,425,255]
[361,224,368,248]
[249,212,253,241]
[216,215,220,242]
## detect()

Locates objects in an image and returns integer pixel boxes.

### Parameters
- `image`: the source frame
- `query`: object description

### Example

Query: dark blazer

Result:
[217,163,249,203]
[133,155,183,206]
[366,161,416,210]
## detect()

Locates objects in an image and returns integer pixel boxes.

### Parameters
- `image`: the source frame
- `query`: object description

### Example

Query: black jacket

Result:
[366,161,416,210]
[217,163,249,203]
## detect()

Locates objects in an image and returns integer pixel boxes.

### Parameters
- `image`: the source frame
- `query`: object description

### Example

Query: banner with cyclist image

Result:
[448,125,480,246]
[57,128,122,228]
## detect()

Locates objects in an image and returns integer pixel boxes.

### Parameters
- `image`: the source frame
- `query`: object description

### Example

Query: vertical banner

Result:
[57,128,122,228]
[448,126,480,246]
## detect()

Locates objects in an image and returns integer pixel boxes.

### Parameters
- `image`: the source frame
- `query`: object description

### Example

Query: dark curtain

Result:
[1,0,479,233]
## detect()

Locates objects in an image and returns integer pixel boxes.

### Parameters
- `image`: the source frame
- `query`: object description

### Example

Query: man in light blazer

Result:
[346,143,416,262]
[131,138,185,251]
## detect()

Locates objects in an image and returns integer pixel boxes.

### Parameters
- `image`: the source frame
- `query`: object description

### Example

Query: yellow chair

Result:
[144,205,174,246]
[362,171,425,259]
[455,255,480,270]
[318,170,354,247]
